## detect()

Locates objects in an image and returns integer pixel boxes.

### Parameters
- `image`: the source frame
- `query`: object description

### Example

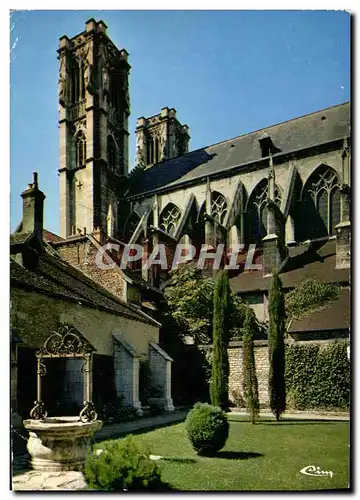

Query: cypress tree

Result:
[210,270,230,410]
[242,307,260,424]
[268,273,286,421]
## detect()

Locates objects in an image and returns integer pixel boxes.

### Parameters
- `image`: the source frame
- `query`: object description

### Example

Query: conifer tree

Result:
[210,270,230,409]
[242,307,260,423]
[268,273,286,421]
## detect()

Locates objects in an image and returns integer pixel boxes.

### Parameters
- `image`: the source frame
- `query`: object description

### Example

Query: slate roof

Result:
[288,288,350,333]
[230,239,350,294]
[10,251,159,327]
[130,102,350,195]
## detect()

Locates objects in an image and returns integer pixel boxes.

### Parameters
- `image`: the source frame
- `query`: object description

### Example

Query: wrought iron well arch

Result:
[30,323,98,422]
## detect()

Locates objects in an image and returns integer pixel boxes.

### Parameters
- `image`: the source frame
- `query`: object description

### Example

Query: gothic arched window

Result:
[247,179,281,245]
[147,135,153,165]
[71,57,86,103]
[154,137,160,164]
[80,59,86,100]
[159,203,181,237]
[211,191,228,225]
[300,165,341,239]
[107,135,117,171]
[75,130,86,168]
[71,58,80,104]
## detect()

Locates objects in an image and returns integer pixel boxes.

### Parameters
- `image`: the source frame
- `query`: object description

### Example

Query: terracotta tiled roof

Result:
[43,229,64,243]
[11,228,64,247]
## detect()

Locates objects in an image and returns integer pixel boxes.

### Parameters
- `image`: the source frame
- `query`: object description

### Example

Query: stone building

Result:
[124,96,351,404]
[10,173,174,426]
[12,18,351,410]
[124,102,350,280]
[54,19,350,283]
[53,19,350,406]
[58,18,130,240]
[135,107,190,168]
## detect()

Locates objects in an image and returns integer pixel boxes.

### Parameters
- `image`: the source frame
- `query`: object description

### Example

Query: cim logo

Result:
[300,465,333,479]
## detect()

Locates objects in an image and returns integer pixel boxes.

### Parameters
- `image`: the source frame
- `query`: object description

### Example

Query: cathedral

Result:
[56,19,350,294]
[11,18,351,416]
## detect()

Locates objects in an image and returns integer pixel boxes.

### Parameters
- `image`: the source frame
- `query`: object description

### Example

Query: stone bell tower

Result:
[58,18,130,239]
[135,107,190,168]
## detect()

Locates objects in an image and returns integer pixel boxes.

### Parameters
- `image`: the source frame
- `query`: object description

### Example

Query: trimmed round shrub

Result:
[84,436,168,491]
[185,402,229,456]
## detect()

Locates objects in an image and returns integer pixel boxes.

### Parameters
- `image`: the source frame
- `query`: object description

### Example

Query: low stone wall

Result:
[228,341,269,407]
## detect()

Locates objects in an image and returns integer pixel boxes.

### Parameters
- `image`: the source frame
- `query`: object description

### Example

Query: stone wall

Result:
[11,287,160,416]
[148,343,174,411]
[113,335,141,411]
[228,340,269,407]
[56,239,126,301]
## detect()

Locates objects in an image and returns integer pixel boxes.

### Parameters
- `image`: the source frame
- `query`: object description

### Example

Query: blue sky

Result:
[10,9,350,235]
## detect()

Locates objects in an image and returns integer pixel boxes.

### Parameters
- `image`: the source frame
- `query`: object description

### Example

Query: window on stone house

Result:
[159,203,181,237]
[75,130,86,168]
[247,179,281,246]
[211,191,228,225]
[301,165,341,239]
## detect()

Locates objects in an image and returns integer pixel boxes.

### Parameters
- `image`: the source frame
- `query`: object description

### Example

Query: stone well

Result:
[22,323,102,472]
[24,416,102,472]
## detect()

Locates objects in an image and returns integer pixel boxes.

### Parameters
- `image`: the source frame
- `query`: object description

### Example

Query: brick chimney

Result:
[20,172,46,241]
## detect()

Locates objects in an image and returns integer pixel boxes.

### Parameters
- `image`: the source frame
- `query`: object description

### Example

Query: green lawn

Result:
[97,416,350,491]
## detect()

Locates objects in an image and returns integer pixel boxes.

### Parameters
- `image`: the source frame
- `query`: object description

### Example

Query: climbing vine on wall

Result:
[285,278,340,321]
[285,340,350,410]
